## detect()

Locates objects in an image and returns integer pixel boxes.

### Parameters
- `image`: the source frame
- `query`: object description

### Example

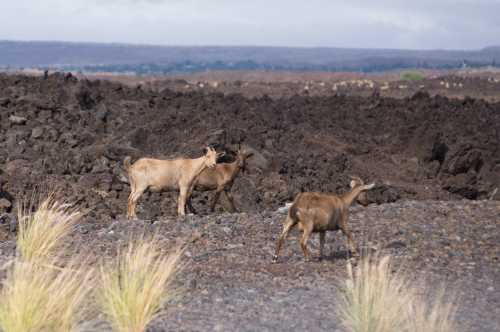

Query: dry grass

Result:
[0,196,93,332]
[0,259,93,332]
[338,255,458,332]
[98,237,184,332]
[338,256,410,332]
[406,289,458,332]
[17,197,83,263]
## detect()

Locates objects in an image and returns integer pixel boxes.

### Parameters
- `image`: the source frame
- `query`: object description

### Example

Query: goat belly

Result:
[313,225,327,232]
[194,183,216,191]
[149,186,164,192]
[149,183,178,192]
[313,223,339,232]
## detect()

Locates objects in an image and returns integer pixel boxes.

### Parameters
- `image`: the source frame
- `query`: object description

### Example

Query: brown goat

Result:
[273,176,375,262]
[186,149,254,213]
[124,147,222,218]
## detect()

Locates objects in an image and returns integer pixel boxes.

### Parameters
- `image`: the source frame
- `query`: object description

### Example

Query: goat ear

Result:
[217,151,226,158]
[350,175,364,184]
[349,180,357,188]
[246,152,254,158]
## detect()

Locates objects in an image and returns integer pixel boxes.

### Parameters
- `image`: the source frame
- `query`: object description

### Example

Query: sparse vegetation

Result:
[0,197,92,332]
[17,197,82,263]
[338,255,458,332]
[0,259,93,332]
[401,71,425,81]
[98,238,184,332]
[406,286,458,332]
[1,196,186,332]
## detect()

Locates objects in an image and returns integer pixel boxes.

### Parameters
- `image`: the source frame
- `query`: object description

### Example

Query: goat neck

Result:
[341,185,369,207]
[191,155,211,179]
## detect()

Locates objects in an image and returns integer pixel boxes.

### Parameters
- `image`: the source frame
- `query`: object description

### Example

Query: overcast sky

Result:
[1,0,499,50]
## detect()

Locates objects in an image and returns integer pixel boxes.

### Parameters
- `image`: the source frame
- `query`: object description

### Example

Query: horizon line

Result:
[1,38,498,53]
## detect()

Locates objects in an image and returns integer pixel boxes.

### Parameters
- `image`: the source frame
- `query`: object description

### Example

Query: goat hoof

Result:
[272,255,278,263]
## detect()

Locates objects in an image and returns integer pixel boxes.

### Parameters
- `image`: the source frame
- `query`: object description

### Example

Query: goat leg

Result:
[185,183,197,214]
[177,186,188,216]
[127,186,145,220]
[300,225,313,262]
[127,195,133,219]
[210,190,222,212]
[223,190,238,213]
[185,197,197,214]
[319,231,326,260]
[340,223,358,257]
[272,216,296,262]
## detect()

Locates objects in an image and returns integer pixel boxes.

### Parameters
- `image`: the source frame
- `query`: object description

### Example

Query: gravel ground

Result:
[0,200,498,331]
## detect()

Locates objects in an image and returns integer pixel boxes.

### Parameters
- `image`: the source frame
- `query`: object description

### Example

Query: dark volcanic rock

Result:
[0,73,499,219]
[446,147,483,175]
[364,184,402,204]
[443,173,481,199]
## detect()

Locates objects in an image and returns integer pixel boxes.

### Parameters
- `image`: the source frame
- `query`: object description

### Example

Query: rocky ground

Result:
[0,72,498,331]
[0,73,499,223]
[1,200,498,331]
[90,69,500,102]
[146,72,500,102]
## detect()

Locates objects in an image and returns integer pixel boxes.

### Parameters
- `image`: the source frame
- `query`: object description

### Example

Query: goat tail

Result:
[123,156,132,173]
[277,202,293,215]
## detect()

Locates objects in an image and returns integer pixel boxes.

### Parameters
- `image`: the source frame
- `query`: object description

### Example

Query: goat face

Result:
[237,150,254,172]
[350,175,370,206]
[203,147,221,169]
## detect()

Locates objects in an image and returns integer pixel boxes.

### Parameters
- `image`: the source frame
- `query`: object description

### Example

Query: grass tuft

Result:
[98,237,184,332]
[0,196,92,332]
[338,255,458,332]
[17,197,82,263]
[0,259,93,332]
[406,289,458,332]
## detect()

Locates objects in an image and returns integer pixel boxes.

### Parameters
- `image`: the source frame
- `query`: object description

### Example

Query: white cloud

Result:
[0,0,499,49]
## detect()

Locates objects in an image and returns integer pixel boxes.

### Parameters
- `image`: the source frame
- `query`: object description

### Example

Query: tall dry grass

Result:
[98,238,184,332]
[0,260,93,332]
[17,197,82,263]
[405,289,458,332]
[338,255,458,332]
[0,196,93,332]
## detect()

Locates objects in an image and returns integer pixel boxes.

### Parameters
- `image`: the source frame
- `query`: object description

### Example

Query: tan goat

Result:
[186,149,254,213]
[124,147,222,218]
[273,176,375,262]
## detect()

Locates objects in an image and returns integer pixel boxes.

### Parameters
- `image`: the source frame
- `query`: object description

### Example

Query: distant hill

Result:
[1,40,499,74]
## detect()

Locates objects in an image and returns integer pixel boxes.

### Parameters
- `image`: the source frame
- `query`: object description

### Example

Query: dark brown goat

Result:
[273,176,375,262]
[186,149,254,213]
